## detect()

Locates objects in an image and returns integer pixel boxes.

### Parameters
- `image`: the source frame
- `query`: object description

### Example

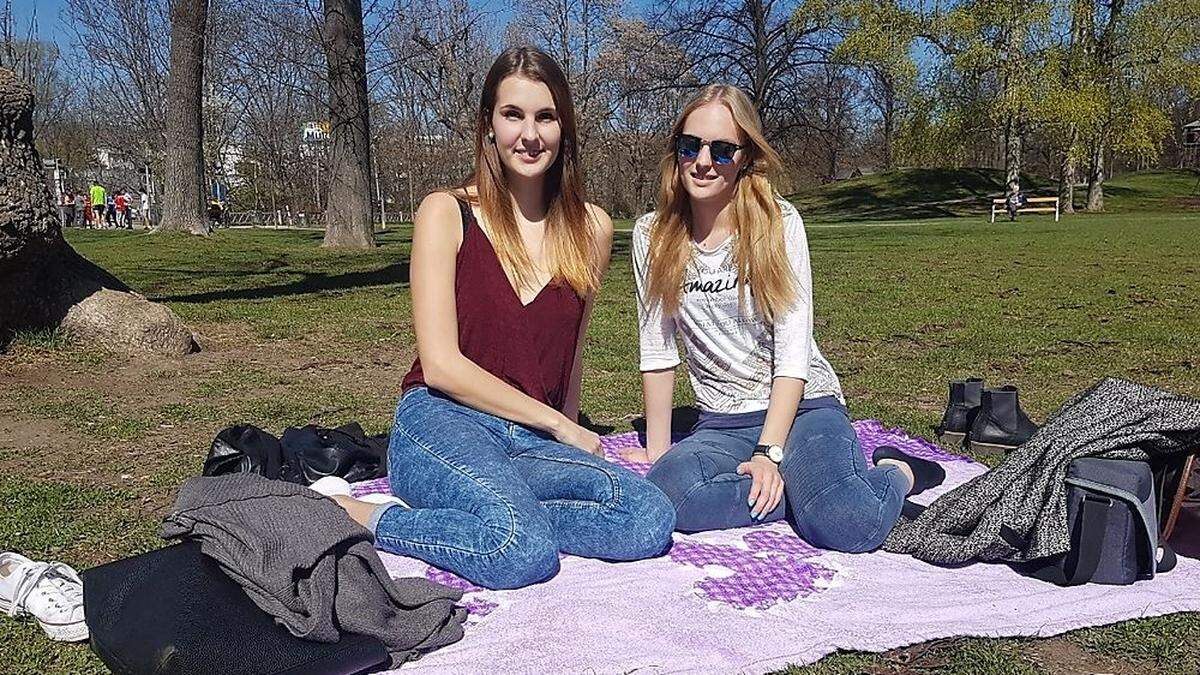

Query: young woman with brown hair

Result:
[629,84,944,551]
[325,47,675,589]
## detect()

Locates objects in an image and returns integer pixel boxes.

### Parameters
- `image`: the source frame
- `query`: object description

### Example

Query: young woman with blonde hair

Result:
[324,47,675,589]
[628,84,944,551]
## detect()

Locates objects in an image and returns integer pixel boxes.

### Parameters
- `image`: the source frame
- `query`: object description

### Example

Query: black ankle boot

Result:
[966,385,1038,452]
[936,378,984,444]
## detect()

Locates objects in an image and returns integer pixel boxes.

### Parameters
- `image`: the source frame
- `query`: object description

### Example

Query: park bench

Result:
[990,196,1060,222]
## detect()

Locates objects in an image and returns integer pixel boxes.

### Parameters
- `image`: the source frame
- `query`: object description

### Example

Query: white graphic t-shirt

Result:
[633,199,844,414]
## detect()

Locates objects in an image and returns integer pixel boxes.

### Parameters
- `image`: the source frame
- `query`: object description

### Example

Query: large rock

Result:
[62,289,198,356]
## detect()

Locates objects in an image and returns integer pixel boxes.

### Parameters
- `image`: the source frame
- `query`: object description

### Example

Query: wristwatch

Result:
[753,443,784,464]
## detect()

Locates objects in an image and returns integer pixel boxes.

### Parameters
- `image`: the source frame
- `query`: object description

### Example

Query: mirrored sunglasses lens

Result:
[676,135,701,158]
[711,142,738,164]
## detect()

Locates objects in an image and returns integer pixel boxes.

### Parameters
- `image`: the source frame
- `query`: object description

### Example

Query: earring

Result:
[486,131,495,143]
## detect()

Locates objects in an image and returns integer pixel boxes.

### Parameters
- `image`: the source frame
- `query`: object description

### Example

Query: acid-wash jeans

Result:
[373,387,677,590]
[645,406,908,553]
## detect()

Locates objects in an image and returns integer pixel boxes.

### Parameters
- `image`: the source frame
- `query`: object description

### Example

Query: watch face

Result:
[768,445,784,463]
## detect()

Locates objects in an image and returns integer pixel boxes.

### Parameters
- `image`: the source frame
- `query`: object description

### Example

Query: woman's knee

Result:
[645,443,717,506]
[471,532,561,590]
[608,478,677,559]
[790,475,896,553]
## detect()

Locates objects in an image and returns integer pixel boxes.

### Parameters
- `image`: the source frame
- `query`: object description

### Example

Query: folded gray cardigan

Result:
[162,474,467,667]
[885,377,1200,564]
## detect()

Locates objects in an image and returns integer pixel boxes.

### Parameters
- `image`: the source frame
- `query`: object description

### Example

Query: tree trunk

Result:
[1004,114,1022,197]
[882,77,895,170]
[321,0,375,249]
[1058,152,1075,214]
[159,0,210,235]
[1058,125,1077,214]
[0,68,196,354]
[1086,144,1105,211]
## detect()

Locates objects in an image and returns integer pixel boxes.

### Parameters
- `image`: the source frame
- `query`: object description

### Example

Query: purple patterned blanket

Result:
[353,420,1200,674]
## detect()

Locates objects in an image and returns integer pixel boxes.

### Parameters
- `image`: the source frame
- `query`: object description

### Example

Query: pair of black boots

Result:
[936,378,1038,452]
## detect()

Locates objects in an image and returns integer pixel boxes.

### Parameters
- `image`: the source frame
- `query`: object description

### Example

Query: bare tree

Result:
[512,0,620,150]
[589,18,692,215]
[220,1,325,219]
[374,0,497,205]
[65,0,172,175]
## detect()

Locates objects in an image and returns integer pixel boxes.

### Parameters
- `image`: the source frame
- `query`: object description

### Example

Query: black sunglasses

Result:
[675,134,745,165]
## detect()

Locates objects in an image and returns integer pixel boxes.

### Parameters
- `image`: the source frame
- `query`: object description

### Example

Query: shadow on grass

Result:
[789,168,1058,223]
[579,412,616,436]
[157,262,410,303]
[627,406,701,445]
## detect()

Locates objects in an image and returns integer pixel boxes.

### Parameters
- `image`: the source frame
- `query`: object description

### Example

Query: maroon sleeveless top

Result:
[401,199,585,411]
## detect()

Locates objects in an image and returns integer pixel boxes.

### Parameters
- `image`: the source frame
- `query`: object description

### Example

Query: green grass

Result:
[788,167,1200,223]
[1103,170,1200,213]
[1,204,1199,673]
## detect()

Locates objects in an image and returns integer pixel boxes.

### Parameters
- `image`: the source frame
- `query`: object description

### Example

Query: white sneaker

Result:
[0,552,89,642]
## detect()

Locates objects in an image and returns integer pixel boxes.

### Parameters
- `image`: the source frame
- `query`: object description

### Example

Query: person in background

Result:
[74,192,86,228]
[123,190,134,228]
[89,181,106,228]
[105,194,117,228]
[114,190,128,228]
[139,190,151,229]
[207,198,224,228]
[61,192,75,228]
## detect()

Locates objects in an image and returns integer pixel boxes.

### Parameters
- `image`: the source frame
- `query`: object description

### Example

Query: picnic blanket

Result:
[352,421,1200,674]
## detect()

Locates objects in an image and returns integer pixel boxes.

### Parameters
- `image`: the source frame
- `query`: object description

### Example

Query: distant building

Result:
[1184,120,1200,148]
[303,121,331,144]
[217,144,246,187]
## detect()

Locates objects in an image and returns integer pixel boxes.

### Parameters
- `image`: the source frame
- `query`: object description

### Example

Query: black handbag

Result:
[82,542,389,675]
[203,422,387,485]
[280,422,388,484]
[203,424,284,479]
[1011,458,1177,586]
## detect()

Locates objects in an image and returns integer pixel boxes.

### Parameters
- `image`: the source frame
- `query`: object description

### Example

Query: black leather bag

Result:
[203,422,387,485]
[82,542,389,675]
[280,422,388,484]
[203,424,284,480]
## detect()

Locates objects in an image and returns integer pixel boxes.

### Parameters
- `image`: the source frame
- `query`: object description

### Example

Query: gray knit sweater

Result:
[162,474,467,667]
[885,378,1200,564]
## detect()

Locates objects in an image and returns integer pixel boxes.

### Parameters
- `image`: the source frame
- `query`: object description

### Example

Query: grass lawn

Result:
[786,167,1200,222]
[2,204,1199,673]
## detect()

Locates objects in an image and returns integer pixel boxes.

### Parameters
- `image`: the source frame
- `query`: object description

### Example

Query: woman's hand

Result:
[619,445,669,464]
[737,456,784,520]
[554,418,603,457]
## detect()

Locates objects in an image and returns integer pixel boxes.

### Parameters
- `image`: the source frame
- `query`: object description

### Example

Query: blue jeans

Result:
[645,406,907,552]
[375,387,676,590]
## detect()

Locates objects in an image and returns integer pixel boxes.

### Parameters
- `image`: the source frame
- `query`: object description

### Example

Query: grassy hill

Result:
[787,167,1199,223]
[1104,169,1200,213]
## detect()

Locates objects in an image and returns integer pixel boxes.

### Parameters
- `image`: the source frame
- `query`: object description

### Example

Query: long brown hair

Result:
[458,47,599,296]
[645,84,794,321]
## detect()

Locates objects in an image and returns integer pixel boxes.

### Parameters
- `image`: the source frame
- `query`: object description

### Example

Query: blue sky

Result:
[12,0,70,42]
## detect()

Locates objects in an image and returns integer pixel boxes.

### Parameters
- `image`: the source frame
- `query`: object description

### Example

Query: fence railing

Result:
[224,210,408,229]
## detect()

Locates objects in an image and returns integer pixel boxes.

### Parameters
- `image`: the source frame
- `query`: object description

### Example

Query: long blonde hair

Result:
[645,84,794,321]
[458,47,599,297]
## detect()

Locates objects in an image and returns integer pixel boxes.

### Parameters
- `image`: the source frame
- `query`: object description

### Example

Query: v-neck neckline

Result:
[466,204,554,309]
